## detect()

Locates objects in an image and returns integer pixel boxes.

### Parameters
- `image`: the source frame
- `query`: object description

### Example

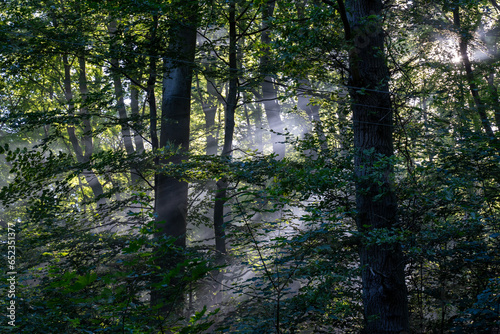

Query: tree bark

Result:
[339,0,410,332]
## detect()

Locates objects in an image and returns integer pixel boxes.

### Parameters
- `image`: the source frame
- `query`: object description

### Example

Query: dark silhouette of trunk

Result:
[453,7,495,137]
[63,55,106,206]
[155,24,197,247]
[213,0,238,256]
[108,20,141,184]
[335,0,410,332]
[260,0,285,159]
[148,15,159,155]
[152,5,198,312]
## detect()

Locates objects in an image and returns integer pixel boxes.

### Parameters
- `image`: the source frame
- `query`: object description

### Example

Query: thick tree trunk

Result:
[155,22,197,248]
[151,9,197,312]
[339,0,410,332]
[261,0,285,159]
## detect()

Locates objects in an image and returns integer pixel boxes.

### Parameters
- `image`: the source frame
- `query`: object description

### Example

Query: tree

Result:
[334,0,410,331]
[260,0,286,159]
[2,0,500,332]
[452,2,495,137]
[152,0,199,310]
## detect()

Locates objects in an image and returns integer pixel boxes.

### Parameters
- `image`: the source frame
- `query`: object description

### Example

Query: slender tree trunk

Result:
[486,73,500,130]
[147,14,160,221]
[253,102,264,152]
[261,0,285,159]
[213,0,238,255]
[148,15,159,155]
[130,83,145,154]
[196,71,218,156]
[484,30,500,129]
[205,78,219,156]
[453,7,495,137]
[337,0,410,332]
[63,55,105,205]
[108,20,141,184]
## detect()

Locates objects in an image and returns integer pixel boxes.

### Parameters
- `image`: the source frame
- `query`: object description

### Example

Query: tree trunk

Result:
[213,0,238,255]
[261,0,285,159]
[152,8,197,312]
[196,71,219,156]
[130,83,145,155]
[453,7,495,137]
[204,78,219,156]
[486,73,500,130]
[340,0,410,332]
[484,31,500,129]
[148,15,159,154]
[108,20,141,184]
[155,21,197,248]
[63,55,105,205]
[253,102,264,153]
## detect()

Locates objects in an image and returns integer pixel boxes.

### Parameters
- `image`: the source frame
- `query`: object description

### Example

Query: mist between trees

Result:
[0,0,499,333]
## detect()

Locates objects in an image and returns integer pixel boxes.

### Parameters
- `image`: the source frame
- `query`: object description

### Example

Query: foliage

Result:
[1,0,500,332]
